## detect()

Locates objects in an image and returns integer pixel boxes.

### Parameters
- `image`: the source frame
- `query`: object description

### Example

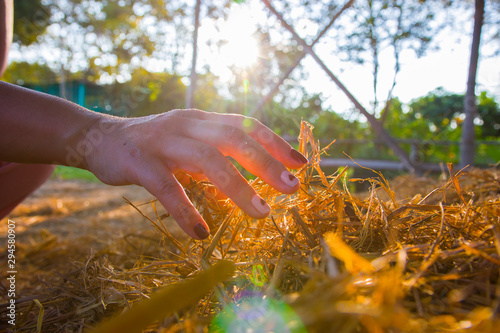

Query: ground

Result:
[0,176,186,331]
[1,167,499,332]
[0,177,190,249]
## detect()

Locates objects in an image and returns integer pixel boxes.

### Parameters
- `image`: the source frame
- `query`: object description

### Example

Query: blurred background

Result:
[3,0,500,175]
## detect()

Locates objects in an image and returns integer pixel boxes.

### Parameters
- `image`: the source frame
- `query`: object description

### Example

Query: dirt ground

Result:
[0,177,188,253]
[0,177,195,332]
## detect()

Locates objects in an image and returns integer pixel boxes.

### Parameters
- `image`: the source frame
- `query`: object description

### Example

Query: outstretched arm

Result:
[0,81,308,240]
[0,81,102,166]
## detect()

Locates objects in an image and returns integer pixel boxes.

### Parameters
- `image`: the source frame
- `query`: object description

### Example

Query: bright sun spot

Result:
[218,6,259,68]
[220,32,259,68]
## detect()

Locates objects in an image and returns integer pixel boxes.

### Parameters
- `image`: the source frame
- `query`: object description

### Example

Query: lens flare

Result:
[243,78,250,94]
[211,290,306,332]
[251,264,267,287]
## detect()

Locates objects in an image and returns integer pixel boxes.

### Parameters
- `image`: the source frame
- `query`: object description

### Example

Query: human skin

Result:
[0,82,308,240]
[0,0,308,240]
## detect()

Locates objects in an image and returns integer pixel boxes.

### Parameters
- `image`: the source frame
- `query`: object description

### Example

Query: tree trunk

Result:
[186,0,201,109]
[460,0,484,169]
[59,36,66,99]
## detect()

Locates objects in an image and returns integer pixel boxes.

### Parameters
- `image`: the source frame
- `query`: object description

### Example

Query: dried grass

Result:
[1,121,499,332]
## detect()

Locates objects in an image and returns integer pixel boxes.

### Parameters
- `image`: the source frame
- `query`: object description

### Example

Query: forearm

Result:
[0,80,115,168]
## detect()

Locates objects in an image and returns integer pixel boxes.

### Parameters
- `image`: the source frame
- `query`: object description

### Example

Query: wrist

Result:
[64,114,123,170]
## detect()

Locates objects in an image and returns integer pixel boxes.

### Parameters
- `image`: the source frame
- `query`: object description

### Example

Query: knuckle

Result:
[261,153,279,171]
[164,110,184,122]
[154,178,196,221]
[207,169,231,189]
[167,109,182,117]
[156,178,180,197]
[197,145,222,164]
[228,177,247,196]
[173,203,196,221]
[223,125,246,144]
[256,126,275,144]
[156,111,179,127]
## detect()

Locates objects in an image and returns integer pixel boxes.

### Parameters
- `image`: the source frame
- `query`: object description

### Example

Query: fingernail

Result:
[251,194,271,215]
[281,171,299,188]
[194,223,210,239]
[290,149,308,164]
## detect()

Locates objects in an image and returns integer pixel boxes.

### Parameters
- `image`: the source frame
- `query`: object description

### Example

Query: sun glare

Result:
[220,33,259,68]
[219,6,259,68]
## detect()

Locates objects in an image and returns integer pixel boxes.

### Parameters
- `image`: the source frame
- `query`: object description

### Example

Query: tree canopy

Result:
[13,0,51,45]
[4,0,500,169]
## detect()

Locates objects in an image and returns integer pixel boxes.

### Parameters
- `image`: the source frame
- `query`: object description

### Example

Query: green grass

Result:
[52,165,100,182]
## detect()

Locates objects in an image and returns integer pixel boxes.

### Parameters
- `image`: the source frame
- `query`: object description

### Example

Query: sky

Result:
[198,1,500,116]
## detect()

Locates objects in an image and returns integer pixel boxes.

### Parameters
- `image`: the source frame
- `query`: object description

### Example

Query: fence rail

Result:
[318,158,444,172]
[283,136,500,172]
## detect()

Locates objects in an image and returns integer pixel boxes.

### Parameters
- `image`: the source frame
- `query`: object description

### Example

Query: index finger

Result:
[135,163,210,240]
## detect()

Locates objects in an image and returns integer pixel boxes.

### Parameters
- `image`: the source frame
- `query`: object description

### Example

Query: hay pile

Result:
[1,122,499,332]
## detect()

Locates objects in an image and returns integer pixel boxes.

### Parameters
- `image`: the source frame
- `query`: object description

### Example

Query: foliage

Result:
[452,0,500,57]
[12,0,192,81]
[335,0,447,112]
[193,72,227,112]
[477,91,500,138]
[486,0,500,55]
[13,0,51,45]
[379,90,500,165]
[11,0,239,83]
[1,61,58,85]
[408,88,500,139]
[102,68,187,116]
[53,166,99,182]
[407,89,464,139]
[273,90,500,166]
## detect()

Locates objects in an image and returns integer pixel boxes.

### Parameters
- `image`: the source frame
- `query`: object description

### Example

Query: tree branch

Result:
[261,0,418,173]
[250,0,354,120]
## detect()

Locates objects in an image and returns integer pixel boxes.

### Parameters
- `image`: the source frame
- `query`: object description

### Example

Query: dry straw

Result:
[1,121,499,332]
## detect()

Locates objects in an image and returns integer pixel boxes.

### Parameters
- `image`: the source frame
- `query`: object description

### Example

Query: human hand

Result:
[82,109,308,240]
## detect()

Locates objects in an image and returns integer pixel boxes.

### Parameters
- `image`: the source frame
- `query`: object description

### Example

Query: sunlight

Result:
[218,6,259,69]
[197,3,264,85]
[220,32,259,68]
